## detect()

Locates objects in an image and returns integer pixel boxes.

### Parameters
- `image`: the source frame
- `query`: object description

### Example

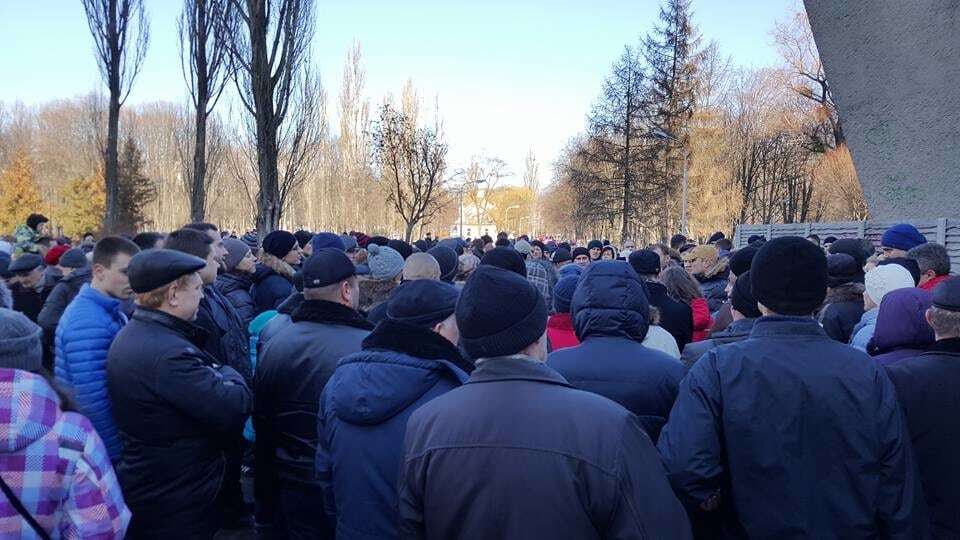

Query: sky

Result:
[0,0,799,187]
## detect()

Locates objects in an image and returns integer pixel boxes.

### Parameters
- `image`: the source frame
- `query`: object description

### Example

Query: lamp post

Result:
[649,128,689,237]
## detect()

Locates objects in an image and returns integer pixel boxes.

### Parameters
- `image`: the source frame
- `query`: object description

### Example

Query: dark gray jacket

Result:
[38,267,92,342]
[680,318,756,369]
[215,272,256,328]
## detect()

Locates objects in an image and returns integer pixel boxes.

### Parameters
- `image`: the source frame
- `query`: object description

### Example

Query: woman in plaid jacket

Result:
[0,308,130,539]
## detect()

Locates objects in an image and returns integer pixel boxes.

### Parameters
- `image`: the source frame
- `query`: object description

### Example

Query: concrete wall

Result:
[804,0,960,220]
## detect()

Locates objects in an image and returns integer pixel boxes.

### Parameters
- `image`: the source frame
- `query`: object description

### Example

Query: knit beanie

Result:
[44,244,71,266]
[262,230,297,259]
[294,230,314,249]
[427,245,459,283]
[311,232,346,253]
[241,232,259,252]
[827,253,863,287]
[368,236,390,247]
[587,240,603,251]
[387,279,460,327]
[481,247,527,277]
[730,271,762,319]
[0,308,43,372]
[456,265,547,359]
[340,234,358,252]
[223,238,251,271]
[366,243,404,281]
[403,252,441,281]
[865,263,915,305]
[750,236,828,315]
[552,248,572,264]
[572,247,589,260]
[514,240,532,256]
[881,223,928,251]
[878,257,921,286]
[458,253,479,277]
[628,249,661,276]
[553,275,579,313]
[708,231,726,244]
[388,239,414,260]
[728,245,759,278]
[558,264,583,278]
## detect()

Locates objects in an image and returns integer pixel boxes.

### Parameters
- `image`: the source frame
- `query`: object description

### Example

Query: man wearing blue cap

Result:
[318,279,468,539]
[880,223,928,260]
[255,248,373,538]
[886,277,960,538]
[107,248,252,539]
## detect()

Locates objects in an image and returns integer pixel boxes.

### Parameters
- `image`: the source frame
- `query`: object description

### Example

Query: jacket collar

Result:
[291,299,374,330]
[749,315,827,339]
[132,306,210,348]
[80,283,122,311]
[363,319,472,373]
[716,317,756,337]
[928,338,960,355]
[467,355,571,388]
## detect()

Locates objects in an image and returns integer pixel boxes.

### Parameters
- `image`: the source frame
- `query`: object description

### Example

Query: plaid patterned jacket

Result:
[525,260,553,313]
[0,369,130,539]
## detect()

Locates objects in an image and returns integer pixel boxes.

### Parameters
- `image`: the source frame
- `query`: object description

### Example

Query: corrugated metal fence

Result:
[734,219,960,274]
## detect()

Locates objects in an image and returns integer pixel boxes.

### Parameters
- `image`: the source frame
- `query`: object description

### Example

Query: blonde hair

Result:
[135,274,195,309]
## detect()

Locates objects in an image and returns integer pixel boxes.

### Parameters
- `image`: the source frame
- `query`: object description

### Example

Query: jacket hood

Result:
[329,321,467,425]
[0,369,60,453]
[872,288,935,354]
[824,282,865,305]
[571,261,650,342]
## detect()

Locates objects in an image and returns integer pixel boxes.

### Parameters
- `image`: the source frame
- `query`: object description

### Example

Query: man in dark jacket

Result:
[255,248,373,538]
[547,260,685,441]
[659,236,926,539]
[8,254,49,322]
[886,277,960,538]
[37,248,91,367]
[318,279,469,539]
[107,249,252,539]
[399,264,691,539]
[629,249,692,350]
[819,253,865,343]
[710,245,758,334]
[680,270,761,368]
[215,237,257,328]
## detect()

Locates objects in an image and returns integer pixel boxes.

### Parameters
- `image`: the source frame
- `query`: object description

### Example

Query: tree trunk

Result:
[191,108,207,222]
[404,219,416,243]
[250,4,281,235]
[104,58,121,234]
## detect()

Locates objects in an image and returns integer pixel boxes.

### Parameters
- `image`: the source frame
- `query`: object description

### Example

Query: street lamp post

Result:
[649,128,689,236]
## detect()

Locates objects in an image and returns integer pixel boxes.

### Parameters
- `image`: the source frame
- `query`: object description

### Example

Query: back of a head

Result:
[428,245,459,282]
[311,232,345,253]
[628,249,661,279]
[728,245,759,278]
[132,232,164,251]
[571,260,649,341]
[865,263,916,306]
[481,246,527,277]
[829,238,870,272]
[750,236,828,316]
[294,229,314,249]
[403,252,441,281]
[184,222,218,234]
[730,271,762,319]
[387,279,459,328]
[0,308,43,372]
[365,243,405,281]
[93,236,141,268]
[553,275,579,314]
[930,277,960,338]
[164,228,213,259]
[670,234,687,250]
[660,266,702,303]
[877,257,921,286]
[908,242,951,277]
[388,239,414,260]
[456,264,547,360]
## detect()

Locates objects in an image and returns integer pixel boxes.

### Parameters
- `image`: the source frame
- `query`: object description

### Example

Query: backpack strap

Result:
[0,473,53,540]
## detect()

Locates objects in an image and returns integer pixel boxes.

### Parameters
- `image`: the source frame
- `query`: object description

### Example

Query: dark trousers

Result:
[256,482,331,540]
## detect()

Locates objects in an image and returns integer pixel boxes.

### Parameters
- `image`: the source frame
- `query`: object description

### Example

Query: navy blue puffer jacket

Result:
[547,261,685,441]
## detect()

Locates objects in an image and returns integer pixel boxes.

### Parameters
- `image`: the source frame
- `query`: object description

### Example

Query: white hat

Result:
[865,264,914,305]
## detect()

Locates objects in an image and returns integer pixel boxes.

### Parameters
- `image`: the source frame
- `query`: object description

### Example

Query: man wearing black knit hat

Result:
[886,277,960,537]
[680,270,761,368]
[660,236,926,538]
[255,248,373,537]
[398,265,690,539]
[317,279,469,540]
[711,244,760,333]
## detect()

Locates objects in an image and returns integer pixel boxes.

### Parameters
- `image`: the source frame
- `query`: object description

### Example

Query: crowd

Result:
[0,213,957,539]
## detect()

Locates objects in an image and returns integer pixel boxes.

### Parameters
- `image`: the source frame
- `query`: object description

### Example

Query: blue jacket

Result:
[215,271,256,328]
[547,260,685,441]
[251,265,294,315]
[54,283,127,461]
[399,356,691,539]
[317,320,468,539]
[658,316,926,539]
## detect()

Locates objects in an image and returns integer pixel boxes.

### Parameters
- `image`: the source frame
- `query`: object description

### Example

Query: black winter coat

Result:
[885,338,960,539]
[254,300,372,497]
[818,282,865,343]
[659,316,926,539]
[547,262,685,441]
[647,280,693,351]
[37,267,91,335]
[399,356,692,539]
[251,265,294,314]
[107,307,252,539]
[195,284,252,382]
[215,271,256,328]
[679,317,756,369]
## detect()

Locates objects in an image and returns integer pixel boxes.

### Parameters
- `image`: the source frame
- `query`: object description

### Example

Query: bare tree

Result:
[227,0,316,234]
[80,0,150,233]
[522,149,539,193]
[370,103,448,242]
[178,0,236,222]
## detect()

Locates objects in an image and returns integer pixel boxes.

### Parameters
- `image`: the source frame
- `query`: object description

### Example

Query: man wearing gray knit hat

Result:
[0,308,43,372]
[397,264,690,539]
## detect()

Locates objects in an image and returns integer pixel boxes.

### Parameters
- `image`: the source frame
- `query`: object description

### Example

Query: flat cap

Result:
[9,254,42,274]
[387,279,460,327]
[59,248,89,269]
[128,249,206,294]
[932,276,960,312]
[303,248,356,288]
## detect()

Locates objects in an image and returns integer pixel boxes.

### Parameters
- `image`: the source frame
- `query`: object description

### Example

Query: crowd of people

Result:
[0,213,957,539]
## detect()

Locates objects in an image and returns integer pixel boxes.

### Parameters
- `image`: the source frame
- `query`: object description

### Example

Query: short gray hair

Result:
[908,243,950,276]
[928,306,960,338]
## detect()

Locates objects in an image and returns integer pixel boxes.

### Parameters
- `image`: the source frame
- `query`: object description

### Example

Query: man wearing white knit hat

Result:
[851,263,916,350]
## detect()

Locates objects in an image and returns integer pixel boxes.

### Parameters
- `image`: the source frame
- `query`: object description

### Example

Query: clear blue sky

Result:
[0,0,799,186]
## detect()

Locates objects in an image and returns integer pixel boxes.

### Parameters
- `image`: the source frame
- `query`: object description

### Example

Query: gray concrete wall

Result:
[804,0,960,220]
